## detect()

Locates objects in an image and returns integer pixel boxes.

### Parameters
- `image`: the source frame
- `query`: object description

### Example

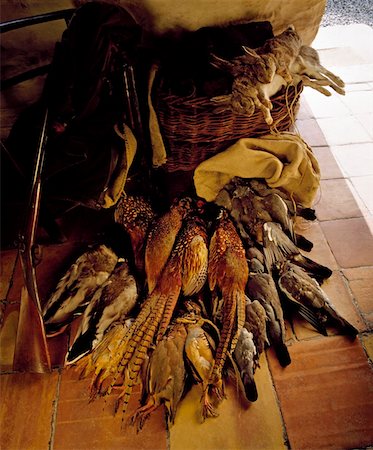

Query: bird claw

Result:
[212,385,226,402]
[201,401,219,421]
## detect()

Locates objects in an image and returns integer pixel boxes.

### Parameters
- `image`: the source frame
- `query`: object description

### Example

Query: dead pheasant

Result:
[207,208,249,404]
[74,318,134,398]
[145,197,193,294]
[114,195,156,274]
[88,213,208,418]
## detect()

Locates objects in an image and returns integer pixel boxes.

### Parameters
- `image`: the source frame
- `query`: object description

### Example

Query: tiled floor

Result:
[1,25,373,450]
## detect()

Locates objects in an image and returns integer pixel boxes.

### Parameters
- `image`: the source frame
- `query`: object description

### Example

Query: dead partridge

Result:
[145,197,192,294]
[43,244,118,335]
[180,301,217,420]
[247,272,291,367]
[208,208,249,401]
[278,261,358,337]
[131,321,188,431]
[114,195,156,274]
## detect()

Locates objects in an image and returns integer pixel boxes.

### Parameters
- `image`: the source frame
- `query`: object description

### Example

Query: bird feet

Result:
[130,400,158,432]
[202,401,219,421]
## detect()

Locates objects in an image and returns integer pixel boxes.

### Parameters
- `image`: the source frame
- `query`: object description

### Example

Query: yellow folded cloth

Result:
[194,133,320,207]
[102,123,137,208]
[148,63,168,168]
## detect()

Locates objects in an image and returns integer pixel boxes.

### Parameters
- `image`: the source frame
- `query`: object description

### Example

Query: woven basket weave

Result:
[155,83,303,173]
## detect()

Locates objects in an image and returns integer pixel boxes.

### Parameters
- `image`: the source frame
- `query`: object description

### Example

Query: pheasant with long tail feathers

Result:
[84,209,208,419]
[145,197,192,293]
[207,208,249,405]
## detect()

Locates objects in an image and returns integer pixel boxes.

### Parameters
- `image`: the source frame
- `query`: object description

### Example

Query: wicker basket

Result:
[155,83,303,173]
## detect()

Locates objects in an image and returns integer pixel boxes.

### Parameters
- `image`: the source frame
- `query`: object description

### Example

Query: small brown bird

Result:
[245,297,269,364]
[247,272,291,367]
[145,197,192,294]
[278,261,358,337]
[180,301,217,419]
[114,195,156,274]
[208,208,249,401]
[131,321,188,430]
[262,222,332,283]
[66,259,138,364]
[43,244,118,335]
[248,178,317,222]
[254,192,295,240]
[246,246,265,273]
[233,327,258,402]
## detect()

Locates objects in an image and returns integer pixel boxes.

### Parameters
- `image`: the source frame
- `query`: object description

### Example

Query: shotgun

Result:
[13,108,51,373]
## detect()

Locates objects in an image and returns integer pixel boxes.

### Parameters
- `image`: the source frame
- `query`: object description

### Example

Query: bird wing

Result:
[43,245,118,327]
[185,326,214,383]
[262,222,298,271]
[182,235,209,296]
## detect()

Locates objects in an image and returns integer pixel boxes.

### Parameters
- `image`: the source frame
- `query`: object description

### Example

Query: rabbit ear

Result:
[242,46,261,59]
[210,53,232,70]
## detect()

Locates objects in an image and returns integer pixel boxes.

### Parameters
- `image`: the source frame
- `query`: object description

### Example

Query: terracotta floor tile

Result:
[361,333,373,361]
[340,90,373,115]
[316,178,364,221]
[320,217,373,268]
[0,250,17,300]
[0,302,19,371]
[332,64,373,84]
[295,119,328,147]
[351,175,373,214]
[169,353,287,450]
[294,219,339,271]
[297,97,314,120]
[345,83,373,92]
[302,89,350,119]
[53,368,167,450]
[317,46,367,67]
[292,270,364,340]
[343,267,373,328]
[0,372,59,450]
[316,116,371,146]
[356,112,373,139]
[268,335,373,450]
[330,143,373,178]
[312,146,344,180]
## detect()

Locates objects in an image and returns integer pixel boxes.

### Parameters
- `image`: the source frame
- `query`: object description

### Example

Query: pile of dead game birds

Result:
[42,179,357,429]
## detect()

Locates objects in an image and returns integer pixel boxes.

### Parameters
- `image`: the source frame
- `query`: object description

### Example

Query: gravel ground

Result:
[321,0,373,27]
